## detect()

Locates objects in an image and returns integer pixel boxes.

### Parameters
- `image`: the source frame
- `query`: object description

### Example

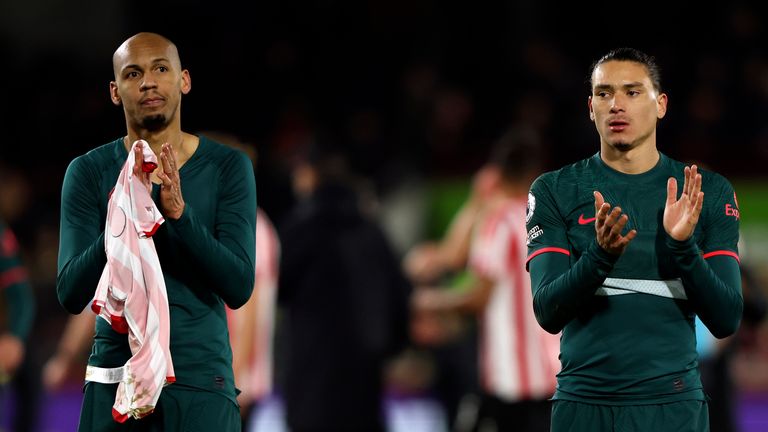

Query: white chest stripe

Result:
[595,278,687,300]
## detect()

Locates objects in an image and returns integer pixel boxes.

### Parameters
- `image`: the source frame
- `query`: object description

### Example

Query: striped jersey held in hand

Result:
[89,140,175,422]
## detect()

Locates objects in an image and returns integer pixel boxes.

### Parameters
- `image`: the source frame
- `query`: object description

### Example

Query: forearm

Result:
[667,236,743,338]
[231,293,257,381]
[438,276,493,316]
[56,312,96,362]
[56,232,106,314]
[438,200,483,270]
[168,205,255,308]
[529,240,618,334]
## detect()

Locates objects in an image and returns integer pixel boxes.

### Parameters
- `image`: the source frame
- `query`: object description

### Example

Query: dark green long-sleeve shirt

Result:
[526,152,742,405]
[57,136,256,403]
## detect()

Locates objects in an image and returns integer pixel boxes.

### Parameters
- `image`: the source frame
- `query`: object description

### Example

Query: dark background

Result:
[1,1,766,224]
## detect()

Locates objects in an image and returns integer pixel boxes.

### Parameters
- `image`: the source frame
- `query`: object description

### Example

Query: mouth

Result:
[608,119,629,132]
[140,97,165,107]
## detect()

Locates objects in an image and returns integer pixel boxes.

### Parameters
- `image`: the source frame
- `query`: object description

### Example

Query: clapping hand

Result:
[664,165,703,241]
[157,143,186,220]
[593,191,637,255]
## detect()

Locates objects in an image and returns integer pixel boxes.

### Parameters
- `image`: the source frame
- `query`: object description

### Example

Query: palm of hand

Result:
[663,197,696,241]
[663,166,703,241]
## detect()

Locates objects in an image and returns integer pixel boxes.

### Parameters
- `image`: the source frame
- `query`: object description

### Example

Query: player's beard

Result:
[141,114,168,132]
[612,141,632,152]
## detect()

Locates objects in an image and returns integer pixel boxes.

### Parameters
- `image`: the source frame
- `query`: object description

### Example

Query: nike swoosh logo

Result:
[578,214,596,225]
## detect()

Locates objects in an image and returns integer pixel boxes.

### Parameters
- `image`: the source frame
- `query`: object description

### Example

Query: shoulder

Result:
[664,155,735,194]
[700,167,735,193]
[197,135,252,167]
[699,167,738,220]
[530,156,593,193]
[64,139,123,181]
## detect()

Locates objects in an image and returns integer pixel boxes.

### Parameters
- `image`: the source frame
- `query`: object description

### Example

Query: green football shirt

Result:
[57,136,256,404]
[526,152,742,405]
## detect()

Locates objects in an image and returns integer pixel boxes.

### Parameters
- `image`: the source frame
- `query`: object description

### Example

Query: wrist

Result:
[587,240,620,266]
[665,234,697,254]
[166,204,185,220]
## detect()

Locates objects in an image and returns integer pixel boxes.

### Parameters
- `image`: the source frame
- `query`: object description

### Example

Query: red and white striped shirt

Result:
[88,140,174,422]
[227,208,280,402]
[469,197,560,402]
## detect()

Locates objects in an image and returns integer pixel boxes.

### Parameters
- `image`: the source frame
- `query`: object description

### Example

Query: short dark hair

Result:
[589,48,662,92]
[489,126,543,180]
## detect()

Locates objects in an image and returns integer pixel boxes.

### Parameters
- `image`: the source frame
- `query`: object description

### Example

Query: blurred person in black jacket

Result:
[277,139,412,432]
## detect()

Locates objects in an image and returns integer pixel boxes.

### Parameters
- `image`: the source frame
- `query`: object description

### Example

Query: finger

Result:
[688,174,700,211]
[682,166,691,197]
[160,149,173,176]
[599,207,622,241]
[133,144,143,176]
[605,206,622,227]
[595,192,610,230]
[690,191,704,224]
[166,142,178,171]
[594,191,607,230]
[157,170,172,189]
[594,191,604,214]
[608,213,629,242]
[666,177,677,206]
[690,169,702,202]
[614,229,638,249]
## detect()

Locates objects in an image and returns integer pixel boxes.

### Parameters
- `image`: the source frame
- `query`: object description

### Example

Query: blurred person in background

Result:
[526,47,742,432]
[202,130,282,432]
[57,32,256,431]
[402,142,499,432]
[277,138,412,432]
[696,259,766,432]
[0,219,35,431]
[409,127,559,432]
[42,312,96,393]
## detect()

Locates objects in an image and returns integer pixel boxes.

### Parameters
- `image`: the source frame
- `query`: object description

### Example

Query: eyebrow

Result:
[593,82,644,91]
[121,57,172,72]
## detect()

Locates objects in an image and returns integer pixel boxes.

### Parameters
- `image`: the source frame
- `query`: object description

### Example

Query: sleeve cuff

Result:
[166,204,193,230]
[665,235,699,255]
[585,239,620,268]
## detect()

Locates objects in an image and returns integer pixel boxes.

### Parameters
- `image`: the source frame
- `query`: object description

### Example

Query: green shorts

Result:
[551,399,709,432]
[77,382,241,431]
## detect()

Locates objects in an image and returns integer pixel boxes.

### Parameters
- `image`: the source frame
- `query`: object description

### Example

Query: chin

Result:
[141,114,168,131]
[610,141,633,152]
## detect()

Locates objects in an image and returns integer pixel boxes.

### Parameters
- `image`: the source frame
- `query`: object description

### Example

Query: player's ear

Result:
[180,70,191,95]
[110,81,121,106]
[656,92,668,119]
[588,96,595,121]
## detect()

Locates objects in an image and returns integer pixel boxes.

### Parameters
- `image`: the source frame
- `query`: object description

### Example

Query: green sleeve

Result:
[56,157,107,314]
[167,151,256,309]
[666,236,742,338]
[529,240,619,334]
[1,226,35,340]
[4,281,35,340]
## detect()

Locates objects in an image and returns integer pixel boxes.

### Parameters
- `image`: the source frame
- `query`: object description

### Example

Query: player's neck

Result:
[600,141,660,174]
[123,128,198,168]
[125,129,181,154]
